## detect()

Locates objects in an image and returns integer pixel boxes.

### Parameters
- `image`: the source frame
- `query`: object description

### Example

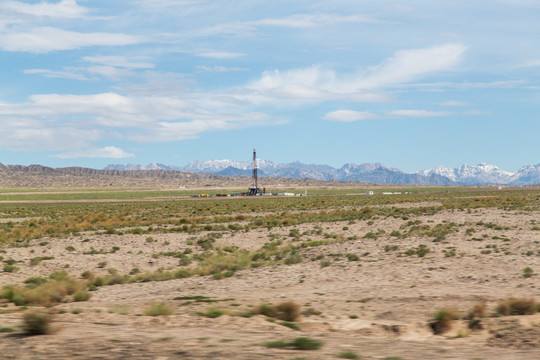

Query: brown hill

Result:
[0,163,358,189]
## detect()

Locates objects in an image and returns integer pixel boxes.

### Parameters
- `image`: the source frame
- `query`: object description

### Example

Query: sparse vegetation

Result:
[264,337,323,350]
[429,309,459,334]
[23,310,54,335]
[337,351,361,359]
[144,302,174,316]
[1,186,540,357]
[253,301,301,322]
[495,298,537,316]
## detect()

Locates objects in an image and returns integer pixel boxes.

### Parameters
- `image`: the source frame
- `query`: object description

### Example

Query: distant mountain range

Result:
[105,161,540,186]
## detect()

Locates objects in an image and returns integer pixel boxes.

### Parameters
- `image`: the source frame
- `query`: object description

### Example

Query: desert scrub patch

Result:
[337,350,361,359]
[346,253,359,261]
[0,326,15,333]
[466,301,488,320]
[264,337,323,350]
[197,308,226,318]
[23,310,54,335]
[278,321,300,330]
[384,245,399,252]
[23,277,48,288]
[1,271,87,306]
[173,295,234,303]
[429,309,459,334]
[73,290,91,302]
[523,267,534,278]
[495,298,537,316]
[29,256,54,266]
[144,302,174,316]
[3,264,19,273]
[253,301,301,322]
[108,305,130,315]
[404,244,430,257]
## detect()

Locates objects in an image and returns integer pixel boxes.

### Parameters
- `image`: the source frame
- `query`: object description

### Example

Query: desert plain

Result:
[1,180,540,359]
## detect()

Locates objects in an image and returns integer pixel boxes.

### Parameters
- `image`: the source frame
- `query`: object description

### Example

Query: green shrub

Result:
[24,277,48,289]
[197,308,224,318]
[278,321,300,330]
[264,337,323,350]
[523,267,534,278]
[3,264,19,273]
[337,350,361,359]
[73,290,91,302]
[291,337,323,350]
[346,253,359,261]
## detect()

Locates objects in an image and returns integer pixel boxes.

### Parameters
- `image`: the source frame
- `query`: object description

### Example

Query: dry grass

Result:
[495,298,537,316]
[253,301,301,322]
[143,302,174,316]
[467,301,488,319]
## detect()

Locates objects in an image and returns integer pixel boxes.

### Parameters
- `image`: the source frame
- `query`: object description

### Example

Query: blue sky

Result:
[0,0,539,172]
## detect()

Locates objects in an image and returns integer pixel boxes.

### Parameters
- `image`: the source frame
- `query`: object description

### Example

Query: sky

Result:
[0,0,539,173]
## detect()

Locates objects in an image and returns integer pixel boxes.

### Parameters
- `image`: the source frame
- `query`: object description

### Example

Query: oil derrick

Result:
[248,148,263,196]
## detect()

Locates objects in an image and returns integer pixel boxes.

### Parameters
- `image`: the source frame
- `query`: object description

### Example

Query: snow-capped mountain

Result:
[105,162,173,171]
[510,164,540,186]
[419,163,515,185]
[104,161,540,186]
[182,159,278,173]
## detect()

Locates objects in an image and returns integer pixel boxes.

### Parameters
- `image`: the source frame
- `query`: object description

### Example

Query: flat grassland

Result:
[1,185,540,359]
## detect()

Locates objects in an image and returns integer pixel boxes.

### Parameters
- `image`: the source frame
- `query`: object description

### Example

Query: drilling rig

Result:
[247,148,264,196]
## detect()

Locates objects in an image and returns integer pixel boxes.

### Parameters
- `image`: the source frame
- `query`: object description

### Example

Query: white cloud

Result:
[388,110,451,117]
[24,56,154,81]
[0,0,89,19]
[358,43,467,89]
[323,110,379,122]
[196,13,378,38]
[0,90,277,153]
[2,43,468,154]
[0,27,145,53]
[55,146,135,159]
[24,68,89,80]
[240,43,464,105]
[82,56,154,69]
[194,50,244,59]
[195,65,248,73]
[86,66,134,78]
[0,116,101,152]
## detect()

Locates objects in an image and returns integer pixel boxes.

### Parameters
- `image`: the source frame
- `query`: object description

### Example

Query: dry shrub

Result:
[253,301,301,322]
[496,298,536,316]
[23,310,54,335]
[467,301,488,319]
[144,302,174,316]
[429,309,459,335]
[1,273,87,307]
[275,301,301,322]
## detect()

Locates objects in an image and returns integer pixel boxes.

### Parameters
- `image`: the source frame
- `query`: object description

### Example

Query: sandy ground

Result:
[1,205,540,359]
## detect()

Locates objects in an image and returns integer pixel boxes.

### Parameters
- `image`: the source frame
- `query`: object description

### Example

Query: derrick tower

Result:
[252,148,258,191]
